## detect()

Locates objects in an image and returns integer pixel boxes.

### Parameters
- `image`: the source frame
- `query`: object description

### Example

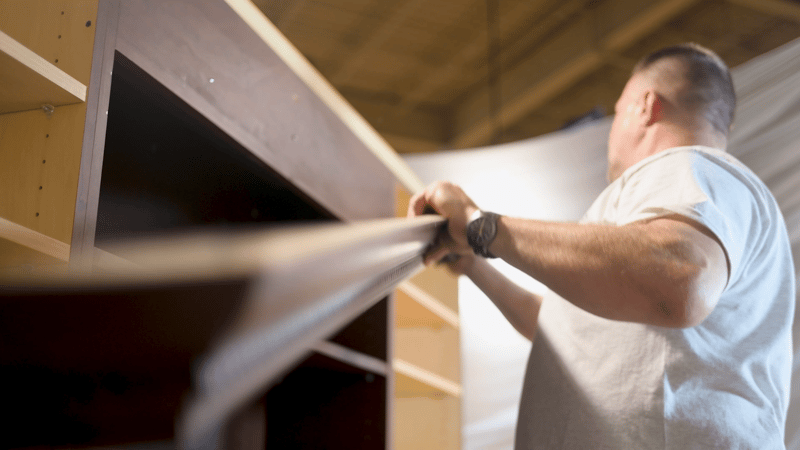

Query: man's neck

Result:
[639,122,726,159]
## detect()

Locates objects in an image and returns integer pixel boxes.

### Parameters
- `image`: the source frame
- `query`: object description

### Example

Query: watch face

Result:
[467,212,498,257]
[477,216,496,246]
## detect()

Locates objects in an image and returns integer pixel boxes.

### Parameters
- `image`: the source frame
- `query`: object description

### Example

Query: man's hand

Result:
[408,181,480,264]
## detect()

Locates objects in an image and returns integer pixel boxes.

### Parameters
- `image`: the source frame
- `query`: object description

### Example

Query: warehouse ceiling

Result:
[255,0,800,154]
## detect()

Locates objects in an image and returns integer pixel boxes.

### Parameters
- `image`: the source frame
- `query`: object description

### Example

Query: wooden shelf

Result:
[0,30,86,114]
[0,217,70,271]
[395,396,461,450]
[407,265,459,312]
[394,358,461,398]
[313,340,388,376]
[223,0,424,195]
[396,281,459,329]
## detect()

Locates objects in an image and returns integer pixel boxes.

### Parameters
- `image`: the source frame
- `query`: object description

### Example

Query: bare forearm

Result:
[464,257,541,341]
[489,216,716,327]
[407,181,726,328]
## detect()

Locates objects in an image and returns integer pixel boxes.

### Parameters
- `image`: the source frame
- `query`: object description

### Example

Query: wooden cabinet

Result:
[393,187,462,450]
[0,0,97,272]
[0,0,460,448]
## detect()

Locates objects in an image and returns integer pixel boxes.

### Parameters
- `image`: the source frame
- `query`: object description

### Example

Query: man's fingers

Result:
[424,246,454,266]
[408,190,429,217]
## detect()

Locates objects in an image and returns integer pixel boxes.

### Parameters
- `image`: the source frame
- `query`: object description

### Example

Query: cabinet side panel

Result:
[408,265,460,312]
[71,0,124,262]
[115,0,394,221]
[0,104,86,244]
[395,326,461,383]
[0,0,99,86]
[395,396,461,450]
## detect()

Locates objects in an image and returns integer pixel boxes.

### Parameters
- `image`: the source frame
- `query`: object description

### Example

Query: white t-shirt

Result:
[515,146,795,449]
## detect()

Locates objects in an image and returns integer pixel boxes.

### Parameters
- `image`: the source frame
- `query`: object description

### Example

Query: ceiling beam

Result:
[276,0,307,30]
[381,133,443,154]
[342,90,448,144]
[450,0,702,149]
[329,0,429,86]
[225,0,426,193]
[391,0,576,114]
[726,0,800,22]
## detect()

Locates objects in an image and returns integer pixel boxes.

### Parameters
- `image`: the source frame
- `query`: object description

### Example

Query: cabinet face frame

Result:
[113,0,394,223]
[0,0,101,269]
[78,0,399,447]
[6,0,429,447]
[70,0,120,263]
[393,185,463,450]
[74,0,398,262]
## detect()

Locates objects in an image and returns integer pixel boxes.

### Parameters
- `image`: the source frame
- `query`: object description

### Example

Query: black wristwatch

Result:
[466,210,500,258]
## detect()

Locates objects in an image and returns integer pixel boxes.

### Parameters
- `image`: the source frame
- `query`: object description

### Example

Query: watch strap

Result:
[466,210,500,258]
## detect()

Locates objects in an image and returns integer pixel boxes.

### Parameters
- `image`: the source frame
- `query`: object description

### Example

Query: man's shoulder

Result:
[625,146,741,177]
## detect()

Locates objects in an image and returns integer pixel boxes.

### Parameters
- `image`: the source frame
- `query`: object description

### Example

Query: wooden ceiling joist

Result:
[329,0,429,86]
[391,0,561,114]
[382,132,442,154]
[259,0,800,154]
[450,0,702,149]
[277,0,307,29]
[225,0,426,193]
[726,0,800,23]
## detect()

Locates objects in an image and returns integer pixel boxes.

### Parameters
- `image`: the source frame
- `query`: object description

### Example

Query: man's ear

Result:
[642,90,664,126]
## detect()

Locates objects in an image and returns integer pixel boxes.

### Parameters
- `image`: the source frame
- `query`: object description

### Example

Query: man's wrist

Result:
[467,210,501,258]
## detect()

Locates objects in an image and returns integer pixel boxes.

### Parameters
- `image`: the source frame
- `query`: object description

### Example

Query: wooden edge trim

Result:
[0,217,70,262]
[313,340,389,376]
[70,0,121,264]
[397,280,460,329]
[172,216,443,448]
[222,0,425,194]
[0,30,87,103]
[394,358,462,397]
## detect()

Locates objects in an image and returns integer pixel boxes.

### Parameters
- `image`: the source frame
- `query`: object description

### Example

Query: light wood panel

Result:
[395,326,460,382]
[394,396,461,450]
[394,358,462,398]
[407,264,459,312]
[0,217,70,273]
[396,281,459,329]
[396,183,412,217]
[0,104,88,244]
[0,30,86,114]
[0,0,99,86]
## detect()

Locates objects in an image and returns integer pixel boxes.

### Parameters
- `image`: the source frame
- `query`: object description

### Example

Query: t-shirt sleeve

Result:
[616,150,759,282]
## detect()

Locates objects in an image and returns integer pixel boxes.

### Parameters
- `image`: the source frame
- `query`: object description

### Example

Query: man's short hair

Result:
[634,43,736,136]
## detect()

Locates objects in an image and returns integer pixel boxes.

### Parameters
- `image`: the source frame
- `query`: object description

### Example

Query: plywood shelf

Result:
[394,358,461,398]
[406,265,459,312]
[396,281,459,329]
[0,217,70,272]
[395,396,461,450]
[313,340,388,376]
[0,30,87,114]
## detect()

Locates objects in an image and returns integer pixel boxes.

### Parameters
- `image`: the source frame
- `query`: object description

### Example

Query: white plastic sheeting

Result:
[404,37,800,449]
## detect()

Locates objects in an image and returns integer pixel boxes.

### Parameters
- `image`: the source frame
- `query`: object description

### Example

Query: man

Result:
[409,44,795,449]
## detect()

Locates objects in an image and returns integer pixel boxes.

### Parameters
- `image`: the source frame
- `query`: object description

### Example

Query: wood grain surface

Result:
[115,0,394,222]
